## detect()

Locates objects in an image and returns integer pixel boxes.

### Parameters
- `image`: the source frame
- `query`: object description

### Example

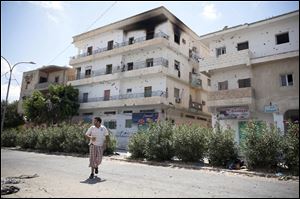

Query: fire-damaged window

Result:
[87,46,93,55]
[238,78,251,88]
[276,32,289,45]
[237,41,249,51]
[174,31,180,44]
[129,37,134,45]
[281,74,293,86]
[216,47,226,57]
[107,40,114,50]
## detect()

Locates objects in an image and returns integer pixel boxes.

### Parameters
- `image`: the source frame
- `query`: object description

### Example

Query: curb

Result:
[108,157,299,181]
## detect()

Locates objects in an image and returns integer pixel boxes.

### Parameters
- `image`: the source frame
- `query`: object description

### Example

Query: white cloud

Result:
[201,3,221,20]
[27,1,64,11]
[1,83,21,103]
[46,12,59,23]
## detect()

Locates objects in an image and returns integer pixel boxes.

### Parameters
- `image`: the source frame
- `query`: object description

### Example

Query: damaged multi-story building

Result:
[68,7,211,149]
[199,10,299,143]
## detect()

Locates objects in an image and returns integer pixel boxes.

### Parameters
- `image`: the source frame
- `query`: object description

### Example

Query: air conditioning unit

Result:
[175,98,181,103]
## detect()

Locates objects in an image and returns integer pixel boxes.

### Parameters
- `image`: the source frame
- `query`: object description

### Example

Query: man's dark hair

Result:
[94,117,102,123]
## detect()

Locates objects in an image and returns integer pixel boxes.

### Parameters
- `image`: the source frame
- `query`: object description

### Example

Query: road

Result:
[1,148,299,198]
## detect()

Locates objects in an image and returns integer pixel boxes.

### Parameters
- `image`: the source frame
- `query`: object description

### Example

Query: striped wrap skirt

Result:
[89,144,103,168]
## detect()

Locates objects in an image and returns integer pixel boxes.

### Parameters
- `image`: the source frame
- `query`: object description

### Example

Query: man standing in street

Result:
[85,117,109,179]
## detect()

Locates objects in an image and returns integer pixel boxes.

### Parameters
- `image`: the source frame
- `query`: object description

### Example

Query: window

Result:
[87,46,93,55]
[174,60,180,70]
[216,47,226,57]
[144,86,152,97]
[237,41,249,51]
[104,90,110,101]
[106,64,112,74]
[146,58,153,67]
[126,88,132,93]
[129,37,134,45]
[208,79,211,86]
[76,68,81,79]
[281,74,293,86]
[174,32,180,44]
[146,29,154,40]
[39,77,47,83]
[140,109,155,113]
[185,115,195,119]
[104,111,116,115]
[55,76,59,83]
[105,121,116,129]
[85,69,91,78]
[182,38,186,44]
[107,40,114,50]
[123,110,132,114]
[125,119,132,128]
[276,32,289,45]
[83,93,88,103]
[218,81,228,90]
[174,88,180,98]
[127,62,133,71]
[238,78,251,88]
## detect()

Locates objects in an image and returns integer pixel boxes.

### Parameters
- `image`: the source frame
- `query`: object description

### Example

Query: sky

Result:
[1,1,299,103]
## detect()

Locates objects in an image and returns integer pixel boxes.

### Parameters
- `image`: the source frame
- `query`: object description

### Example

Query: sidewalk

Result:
[109,150,299,181]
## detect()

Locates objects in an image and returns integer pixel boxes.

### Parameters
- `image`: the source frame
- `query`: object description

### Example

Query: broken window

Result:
[129,37,134,45]
[216,47,226,57]
[144,86,152,97]
[281,74,293,86]
[146,30,154,40]
[276,32,289,45]
[85,69,91,78]
[126,88,132,93]
[55,76,59,83]
[107,40,114,50]
[182,38,186,44]
[174,32,180,44]
[237,41,249,51]
[174,60,180,70]
[106,64,112,74]
[238,78,251,88]
[87,46,93,55]
[127,62,133,71]
[218,81,228,90]
[146,58,153,67]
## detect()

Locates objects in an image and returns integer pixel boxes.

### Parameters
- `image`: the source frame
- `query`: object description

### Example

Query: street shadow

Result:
[80,176,106,184]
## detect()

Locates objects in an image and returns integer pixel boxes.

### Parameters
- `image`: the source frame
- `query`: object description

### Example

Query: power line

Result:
[47,1,117,65]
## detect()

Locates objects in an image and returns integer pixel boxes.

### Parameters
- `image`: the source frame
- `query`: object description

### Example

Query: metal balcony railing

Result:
[80,90,166,103]
[69,57,168,81]
[70,31,169,60]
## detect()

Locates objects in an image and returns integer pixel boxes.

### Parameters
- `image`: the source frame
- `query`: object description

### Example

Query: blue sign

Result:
[132,112,159,124]
[264,105,278,113]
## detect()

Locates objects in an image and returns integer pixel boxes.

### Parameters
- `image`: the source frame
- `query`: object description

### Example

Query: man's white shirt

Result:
[85,125,109,146]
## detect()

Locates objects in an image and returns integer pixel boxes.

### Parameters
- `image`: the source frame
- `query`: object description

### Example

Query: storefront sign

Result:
[132,112,159,124]
[264,105,278,113]
[217,106,249,120]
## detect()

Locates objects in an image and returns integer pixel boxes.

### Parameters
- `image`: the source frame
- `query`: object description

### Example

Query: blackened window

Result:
[107,40,114,50]
[238,78,251,88]
[146,58,153,67]
[276,32,289,45]
[237,41,249,51]
[106,64,112,74]
[87,46,93,55]
[127,62,133,71]
[218,81,228,90]
[129,37,134,45]
[174,32,180,44]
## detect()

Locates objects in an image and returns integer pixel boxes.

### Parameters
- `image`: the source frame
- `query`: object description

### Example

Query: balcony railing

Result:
[189,101,203,112]
[70,31,169,60]
[68,57,168,81]
[80,90,166,103]
[35,82,59,89]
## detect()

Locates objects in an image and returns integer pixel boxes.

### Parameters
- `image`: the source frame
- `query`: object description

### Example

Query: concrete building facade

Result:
[199,10,299,143]
[68,7,211,149]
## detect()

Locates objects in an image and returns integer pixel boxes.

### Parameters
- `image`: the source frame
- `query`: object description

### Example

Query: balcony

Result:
[70,32,169,65]
[189,101,203,113]
[79,90,166,109]
[207,87,255,107]
[34,82,59,90]
[189,73,202,89]
[199,49,252,72]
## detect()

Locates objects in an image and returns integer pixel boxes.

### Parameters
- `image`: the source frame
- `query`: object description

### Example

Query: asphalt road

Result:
[1,148,299,198]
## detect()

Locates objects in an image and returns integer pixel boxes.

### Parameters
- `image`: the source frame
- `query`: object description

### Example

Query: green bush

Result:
[174,124,208,162]
[103,132,117,156]
[145,121,175,161]
[17,127,38,149]
[282,121,299,175]
[128,129,149,159]
[1,128,19,147]
[207,123,239,167]
[241,121,283,169]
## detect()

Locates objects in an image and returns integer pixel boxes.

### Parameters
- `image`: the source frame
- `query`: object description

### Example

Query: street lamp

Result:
[1,56,36,132]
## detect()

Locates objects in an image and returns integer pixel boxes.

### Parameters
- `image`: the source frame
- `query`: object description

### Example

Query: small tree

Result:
[23,91,47,124]
[1,100,24,129]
